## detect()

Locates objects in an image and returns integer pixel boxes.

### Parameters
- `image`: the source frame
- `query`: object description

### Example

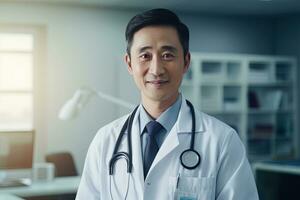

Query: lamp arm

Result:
[95,91,135,110]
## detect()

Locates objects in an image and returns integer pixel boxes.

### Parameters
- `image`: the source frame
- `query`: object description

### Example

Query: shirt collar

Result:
[139,94,182,135]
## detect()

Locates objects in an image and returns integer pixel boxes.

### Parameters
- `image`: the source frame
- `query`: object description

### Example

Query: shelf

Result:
[248,135,273,140]
[273,138,293,157]
[199,85,222,111]
[181,81,194,86]
[182,53,297,162]
[199,61,225,82]
[249,155,272,162]
[248,109,293,114]
[223,82,244,86]
[207,110,244,115]
[248,61,273,83]
[248,88,292,111]
[248,138,272,153]
[274,137,293,141]
[275,61,294,82]
[248,82,293,87]
[226,61,243,82]
[223,86,242,111]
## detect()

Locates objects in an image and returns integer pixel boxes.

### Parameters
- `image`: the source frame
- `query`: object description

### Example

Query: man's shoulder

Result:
[196,110,243,154]
[87,114,129,147]
[200,111,235,132]
[196,110,237,141]
[96,114,130,137]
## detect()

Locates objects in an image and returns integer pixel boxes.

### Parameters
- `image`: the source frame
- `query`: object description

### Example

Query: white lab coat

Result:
[76,97,259,200]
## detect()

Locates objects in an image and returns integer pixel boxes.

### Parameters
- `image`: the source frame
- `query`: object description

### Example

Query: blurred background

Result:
[0,0,299,199]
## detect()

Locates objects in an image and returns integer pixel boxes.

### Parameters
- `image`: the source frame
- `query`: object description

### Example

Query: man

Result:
[76,8,259,200]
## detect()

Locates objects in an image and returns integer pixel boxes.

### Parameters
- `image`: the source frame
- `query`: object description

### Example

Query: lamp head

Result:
[58,89,93,120]
[59,86,134,121]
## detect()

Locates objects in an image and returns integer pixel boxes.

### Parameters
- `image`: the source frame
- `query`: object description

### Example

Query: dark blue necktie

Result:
[144,121,163,178]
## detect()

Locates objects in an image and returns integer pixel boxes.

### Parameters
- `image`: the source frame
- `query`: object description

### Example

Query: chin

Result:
[146,92,176,103]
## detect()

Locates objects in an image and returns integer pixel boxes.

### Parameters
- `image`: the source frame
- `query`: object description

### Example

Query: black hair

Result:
[125,8,189,57]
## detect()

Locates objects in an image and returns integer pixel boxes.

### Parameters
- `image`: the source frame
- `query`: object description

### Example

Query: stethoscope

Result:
[108,100,201,200]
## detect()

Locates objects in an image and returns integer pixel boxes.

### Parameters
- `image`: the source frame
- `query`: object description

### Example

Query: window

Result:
[0,33,34,131]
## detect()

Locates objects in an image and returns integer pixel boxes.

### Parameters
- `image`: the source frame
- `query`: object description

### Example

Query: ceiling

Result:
[3,0,300,16]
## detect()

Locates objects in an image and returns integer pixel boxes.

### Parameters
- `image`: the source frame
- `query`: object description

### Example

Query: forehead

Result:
[131,25,182,51]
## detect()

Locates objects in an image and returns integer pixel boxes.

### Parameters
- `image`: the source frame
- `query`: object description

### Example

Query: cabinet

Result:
[181,53,298,162]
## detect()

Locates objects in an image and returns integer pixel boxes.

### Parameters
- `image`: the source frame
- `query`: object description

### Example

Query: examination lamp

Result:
[58,87,135,120]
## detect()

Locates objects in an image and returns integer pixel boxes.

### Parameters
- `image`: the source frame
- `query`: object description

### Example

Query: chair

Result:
[45,152,78,177]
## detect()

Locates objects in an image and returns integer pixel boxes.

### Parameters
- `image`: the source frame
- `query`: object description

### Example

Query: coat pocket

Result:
[168,176,215,200]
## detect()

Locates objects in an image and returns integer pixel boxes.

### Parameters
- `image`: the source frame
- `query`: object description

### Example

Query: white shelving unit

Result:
[181,53,298,162]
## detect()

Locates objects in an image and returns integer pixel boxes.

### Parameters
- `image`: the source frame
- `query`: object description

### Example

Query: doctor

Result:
[76,8,259,200]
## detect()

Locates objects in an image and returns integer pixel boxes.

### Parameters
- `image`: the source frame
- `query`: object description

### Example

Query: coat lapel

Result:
[147,97,206,176]
[149,121,180,174]
[130,106,144,196]
[111,106,144,199]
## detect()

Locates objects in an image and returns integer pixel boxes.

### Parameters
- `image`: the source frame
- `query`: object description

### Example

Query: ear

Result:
[183,52,191,73]
[125,53,133,75]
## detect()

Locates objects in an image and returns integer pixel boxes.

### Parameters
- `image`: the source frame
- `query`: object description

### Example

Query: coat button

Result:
[147,182,151,186]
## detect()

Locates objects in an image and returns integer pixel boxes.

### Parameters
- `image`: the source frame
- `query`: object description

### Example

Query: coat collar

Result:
[136,94,206,134]
[176,95,206,134]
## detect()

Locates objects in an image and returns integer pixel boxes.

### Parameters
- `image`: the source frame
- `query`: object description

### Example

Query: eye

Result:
[139,53,151,61]
[162,52,175,61]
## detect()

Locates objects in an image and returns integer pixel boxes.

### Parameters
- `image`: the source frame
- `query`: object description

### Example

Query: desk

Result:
[254,161,300,176]
[254,162,300,200]
[0,176,80,199]
[0,194,24,200]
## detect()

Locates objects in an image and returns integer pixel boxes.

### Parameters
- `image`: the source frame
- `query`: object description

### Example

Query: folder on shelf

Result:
[261,90,283,110]
[248,91,260,108]
[252,124,274,139]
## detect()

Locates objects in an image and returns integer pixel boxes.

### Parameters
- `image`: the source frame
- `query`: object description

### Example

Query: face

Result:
[125,26,190,106]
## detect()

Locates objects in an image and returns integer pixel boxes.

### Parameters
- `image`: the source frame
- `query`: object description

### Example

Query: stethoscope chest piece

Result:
[180,149,201,170]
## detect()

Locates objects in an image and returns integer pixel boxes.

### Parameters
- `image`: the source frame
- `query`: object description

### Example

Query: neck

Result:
[141,93,179,119]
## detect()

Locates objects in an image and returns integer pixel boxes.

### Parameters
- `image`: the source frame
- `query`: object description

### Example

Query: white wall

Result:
[0,2,276,173]
[0,3,136,173]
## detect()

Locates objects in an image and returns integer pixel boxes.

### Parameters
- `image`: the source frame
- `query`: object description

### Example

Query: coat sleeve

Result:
[216,130,259,200]
[76,136,101,200]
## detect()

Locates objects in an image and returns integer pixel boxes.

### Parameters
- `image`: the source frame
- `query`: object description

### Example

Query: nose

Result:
[149,56,165,76]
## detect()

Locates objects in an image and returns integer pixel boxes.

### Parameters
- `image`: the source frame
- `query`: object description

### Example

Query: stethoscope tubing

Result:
[186,100,196,149]
[109,106,138,175]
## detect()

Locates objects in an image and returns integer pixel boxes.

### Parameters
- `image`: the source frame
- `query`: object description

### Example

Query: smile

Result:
[146,80,169,85]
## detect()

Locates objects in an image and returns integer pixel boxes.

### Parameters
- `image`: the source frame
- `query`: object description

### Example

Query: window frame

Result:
[0,32,34,131]
[0,24,46,162]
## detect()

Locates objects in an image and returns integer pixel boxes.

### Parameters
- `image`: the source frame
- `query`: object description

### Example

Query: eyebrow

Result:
[138,46,152,54]
[137,45,178,54]
[161,45,178,53]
